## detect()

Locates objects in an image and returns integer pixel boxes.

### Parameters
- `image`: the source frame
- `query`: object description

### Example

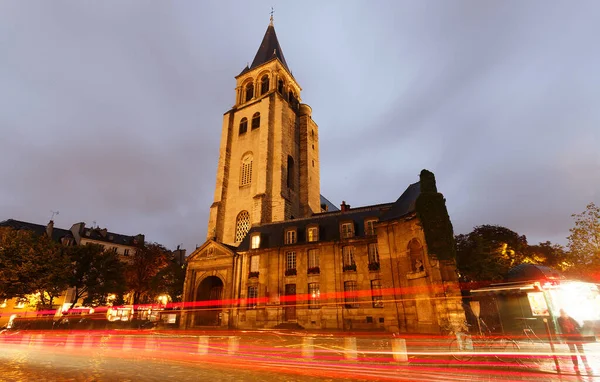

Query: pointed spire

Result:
[248,18,289,72]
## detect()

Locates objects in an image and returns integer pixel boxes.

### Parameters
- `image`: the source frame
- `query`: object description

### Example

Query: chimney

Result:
[46,220,54,239]
[340,201,351,212]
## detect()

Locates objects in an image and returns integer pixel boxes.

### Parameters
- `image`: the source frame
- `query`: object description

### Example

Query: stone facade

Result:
[182,20,465,333]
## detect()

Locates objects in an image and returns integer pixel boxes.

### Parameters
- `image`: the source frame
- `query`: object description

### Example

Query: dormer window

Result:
[245,83,254,102]
[239,117,248,135]
[340,222,354,239]
[307,226,319,242]
[285,229,297,245]
[365,219,378,236]
[251,112,260,129]
[251,234,261,249]
[261,75,269,95]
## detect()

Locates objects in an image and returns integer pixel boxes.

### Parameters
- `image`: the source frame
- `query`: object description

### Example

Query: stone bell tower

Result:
[207,17,321,245]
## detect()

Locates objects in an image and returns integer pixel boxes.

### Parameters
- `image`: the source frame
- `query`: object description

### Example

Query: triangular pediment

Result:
[186,239,237,263]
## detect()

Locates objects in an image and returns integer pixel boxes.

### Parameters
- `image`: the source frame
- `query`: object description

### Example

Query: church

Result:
[181,18,465,333]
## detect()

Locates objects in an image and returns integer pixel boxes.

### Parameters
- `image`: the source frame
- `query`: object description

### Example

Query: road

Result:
[0,331,598,381]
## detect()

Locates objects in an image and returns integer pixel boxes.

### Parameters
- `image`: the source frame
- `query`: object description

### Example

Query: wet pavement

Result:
[0,330,599,381]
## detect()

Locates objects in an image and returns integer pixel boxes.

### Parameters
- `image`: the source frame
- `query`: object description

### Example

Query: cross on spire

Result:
[269,7,274,25]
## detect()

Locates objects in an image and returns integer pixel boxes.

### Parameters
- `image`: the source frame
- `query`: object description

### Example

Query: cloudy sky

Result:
[1,1,599,252]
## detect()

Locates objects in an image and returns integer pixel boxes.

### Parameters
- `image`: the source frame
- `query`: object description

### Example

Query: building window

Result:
[365,219,377,236]
[308,249,319,274]
[261,75,269,95]
[371,279,384,308]
[344,281,359,308]
[285,229,297,245]
[0,299,7,308]
[250,255,259,273]
[278,79,284,93]
[235,211,250,242]
[123,249,130,256]
[342,246,356,272]
[308,283,320,309]
[245,83,254,102]
[240,154,253,186]
[286,156,294,189]
[409,239,425,273]
[251,112,260,129]
[239,117,248,135]
[340,222,354,239]
[307,226,318,242]
[368,243,379,265]
[285,251,297,276]
[247,286,258,309]
[251,234,260,249]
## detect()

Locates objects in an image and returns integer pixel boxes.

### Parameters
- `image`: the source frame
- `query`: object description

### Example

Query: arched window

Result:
[278,79,284,94]
[239,117,248,135]
[408,239,424,273]
[261,75,270,95]
[240,154,252,186]
[251,112,260,129]
[235,211,250,242]
[245,83,254,102]
[287,155,294,189]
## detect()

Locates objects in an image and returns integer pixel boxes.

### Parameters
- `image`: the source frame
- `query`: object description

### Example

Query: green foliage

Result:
[527,241,573,271]
[456,225,529,283]
[415,169,456,261]
[0,228,71,309]
[567,202,600,281]
[150,259,186,303]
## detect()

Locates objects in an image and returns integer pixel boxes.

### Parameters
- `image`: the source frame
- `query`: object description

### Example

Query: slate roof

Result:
[320,194,339,212]
[380,182,420,222]
[237,182,422,251]
[241,22,290,76]
[0,219,72,243]
[81,226,142,246]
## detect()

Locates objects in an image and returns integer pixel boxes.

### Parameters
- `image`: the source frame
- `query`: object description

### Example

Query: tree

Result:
[0,227,71,310]
[126,242,170,304]
[150,258,186,303]
[456,225,528,283]
[65,244,127,309]
[527,241,572,271]
[567,202,600,281]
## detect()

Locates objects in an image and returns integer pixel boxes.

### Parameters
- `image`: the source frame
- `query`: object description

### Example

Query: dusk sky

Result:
[1,1,599,253]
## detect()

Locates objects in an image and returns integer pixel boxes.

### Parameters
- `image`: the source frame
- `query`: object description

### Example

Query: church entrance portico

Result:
[194,276,224,326]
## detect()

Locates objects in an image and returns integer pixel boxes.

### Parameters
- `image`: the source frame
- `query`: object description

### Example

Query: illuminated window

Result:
[261,75,269,95]
[251,112,260,129]
[0,299,7,308]
[286,251,296,270]
[235,211,250,242]
[340,222,354,238]
[371,279,383,308]
[307,226,318,242]
[368,244,379,264]
[308,283,320,309]
[247,286,258,309]
[240,154,253,186]
[285,229,297,245]
[239,117,248,135]
[250,255,259,273]
[365,219,377,236]
[251,234,260,249]
[308,249,319,269]
[344,281,359,308]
